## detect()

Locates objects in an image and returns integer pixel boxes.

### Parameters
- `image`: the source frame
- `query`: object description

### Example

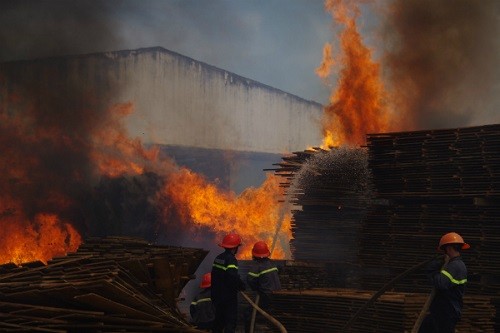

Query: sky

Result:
[0,0,340,104]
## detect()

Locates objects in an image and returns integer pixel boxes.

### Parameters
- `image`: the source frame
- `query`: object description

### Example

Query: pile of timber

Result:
[0,236,208,332]
[240,260,358,291]
[269,147,372,262]
[363,124,500,297]
[269,289,495,333]
[268,124,500,331]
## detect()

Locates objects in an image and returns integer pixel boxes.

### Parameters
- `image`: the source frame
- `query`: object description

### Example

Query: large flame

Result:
[0,197,81,265]
[159,169,291,259]
[319,0,390,147]
[0,95,159,265]
[90,102,160,177]
[0,88,291,264]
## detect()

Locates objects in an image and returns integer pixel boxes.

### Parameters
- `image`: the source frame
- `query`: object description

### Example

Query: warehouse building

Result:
[0,47,323,192]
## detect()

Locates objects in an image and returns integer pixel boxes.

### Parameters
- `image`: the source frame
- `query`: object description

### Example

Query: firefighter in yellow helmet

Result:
[419,232,469,333]
[211,233,246,333]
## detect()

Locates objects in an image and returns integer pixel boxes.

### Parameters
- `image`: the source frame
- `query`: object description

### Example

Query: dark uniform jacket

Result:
[247,258,281,294]
[211,249,246,303]
[190,288,215,327]
[428,256,467,319]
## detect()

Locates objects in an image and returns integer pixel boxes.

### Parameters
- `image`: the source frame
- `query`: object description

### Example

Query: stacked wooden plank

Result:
[0,236,207,332]
[363,125,500,297]
[269,147,372,261]
[268,289,495,333]
[267,124,500,331]
[357,124,500,331]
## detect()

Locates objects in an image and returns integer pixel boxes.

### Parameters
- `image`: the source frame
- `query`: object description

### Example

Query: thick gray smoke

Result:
[383,0,500,129]
[0,0,123,61]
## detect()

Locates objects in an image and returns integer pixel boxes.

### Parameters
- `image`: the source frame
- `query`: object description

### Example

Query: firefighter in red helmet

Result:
[244,241,281,333]
[190,272,215,331]
[211,233,246,333]
[419,232,469,333]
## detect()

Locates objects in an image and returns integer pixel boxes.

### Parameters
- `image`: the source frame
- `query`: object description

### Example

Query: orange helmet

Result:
[438,232,470,251]
[252,241,271,258]
[200,273,211,288]
[219,233,242,249]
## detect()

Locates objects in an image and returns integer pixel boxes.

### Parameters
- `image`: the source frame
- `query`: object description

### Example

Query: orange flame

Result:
[0,198,81,265]
[316,43,335,79]
[1,87,291,264]
[159,169,292,259]
[90,102,160,177]
[0,97,159,265]
[320,0,390,148]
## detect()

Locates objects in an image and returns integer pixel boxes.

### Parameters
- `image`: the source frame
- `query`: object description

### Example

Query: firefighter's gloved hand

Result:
[426,259,443,273]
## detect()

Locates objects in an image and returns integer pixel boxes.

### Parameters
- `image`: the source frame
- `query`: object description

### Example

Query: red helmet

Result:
[438,232,470,251]
[200,273,211,288]
[219,233,242,249]
[252,241,270,258]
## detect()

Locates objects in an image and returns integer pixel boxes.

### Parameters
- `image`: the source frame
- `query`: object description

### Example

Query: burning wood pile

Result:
[0,236,207,332]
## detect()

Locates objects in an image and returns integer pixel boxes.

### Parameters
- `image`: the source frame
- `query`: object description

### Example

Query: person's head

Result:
[438,232,470,257]
[200,272,211,289]
[219,233,242,254]
[251,241,270,259]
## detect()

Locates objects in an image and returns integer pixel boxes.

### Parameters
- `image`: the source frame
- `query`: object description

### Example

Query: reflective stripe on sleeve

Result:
[213,263,238,271]
[248,267,278,277]
[191,297,212,305]
[441,270,467,285]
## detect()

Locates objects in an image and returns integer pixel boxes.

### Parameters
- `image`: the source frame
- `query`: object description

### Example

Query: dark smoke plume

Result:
[0,0,188,252]
[383,0,500,130]
[0,0,123,62]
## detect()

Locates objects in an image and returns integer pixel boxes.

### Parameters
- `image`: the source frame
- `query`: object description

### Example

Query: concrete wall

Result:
[0,47,323,154]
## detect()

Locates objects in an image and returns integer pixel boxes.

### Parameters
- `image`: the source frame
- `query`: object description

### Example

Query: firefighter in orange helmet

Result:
[211,233,246,333]
[244,241,281,333]
[419,232,469,333]
[190,272,215,331]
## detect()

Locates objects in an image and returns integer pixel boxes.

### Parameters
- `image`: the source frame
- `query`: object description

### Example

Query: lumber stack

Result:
[359,124,500,331]
[268,289,495,333]
[268,124,500,331]
[0,236,207,332]
[363,124,500,297]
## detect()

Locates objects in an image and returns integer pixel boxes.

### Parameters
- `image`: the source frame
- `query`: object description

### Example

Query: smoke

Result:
[0,0,124,61]
[382,0,500,129]
[0,0,196,247]
[0,67,224,265]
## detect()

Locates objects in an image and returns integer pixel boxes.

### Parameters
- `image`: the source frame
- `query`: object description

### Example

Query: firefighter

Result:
[244,241,281,333]
[190,272,215,331]
[211,233,246,333]
[419,232,469,333]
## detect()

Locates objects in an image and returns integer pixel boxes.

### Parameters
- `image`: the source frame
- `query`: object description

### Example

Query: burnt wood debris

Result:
[0,236,207,332]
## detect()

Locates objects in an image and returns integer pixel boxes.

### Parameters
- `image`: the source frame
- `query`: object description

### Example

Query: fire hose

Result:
[240,291,287,333]
[410,256,448,332]
[341,254,443,332]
